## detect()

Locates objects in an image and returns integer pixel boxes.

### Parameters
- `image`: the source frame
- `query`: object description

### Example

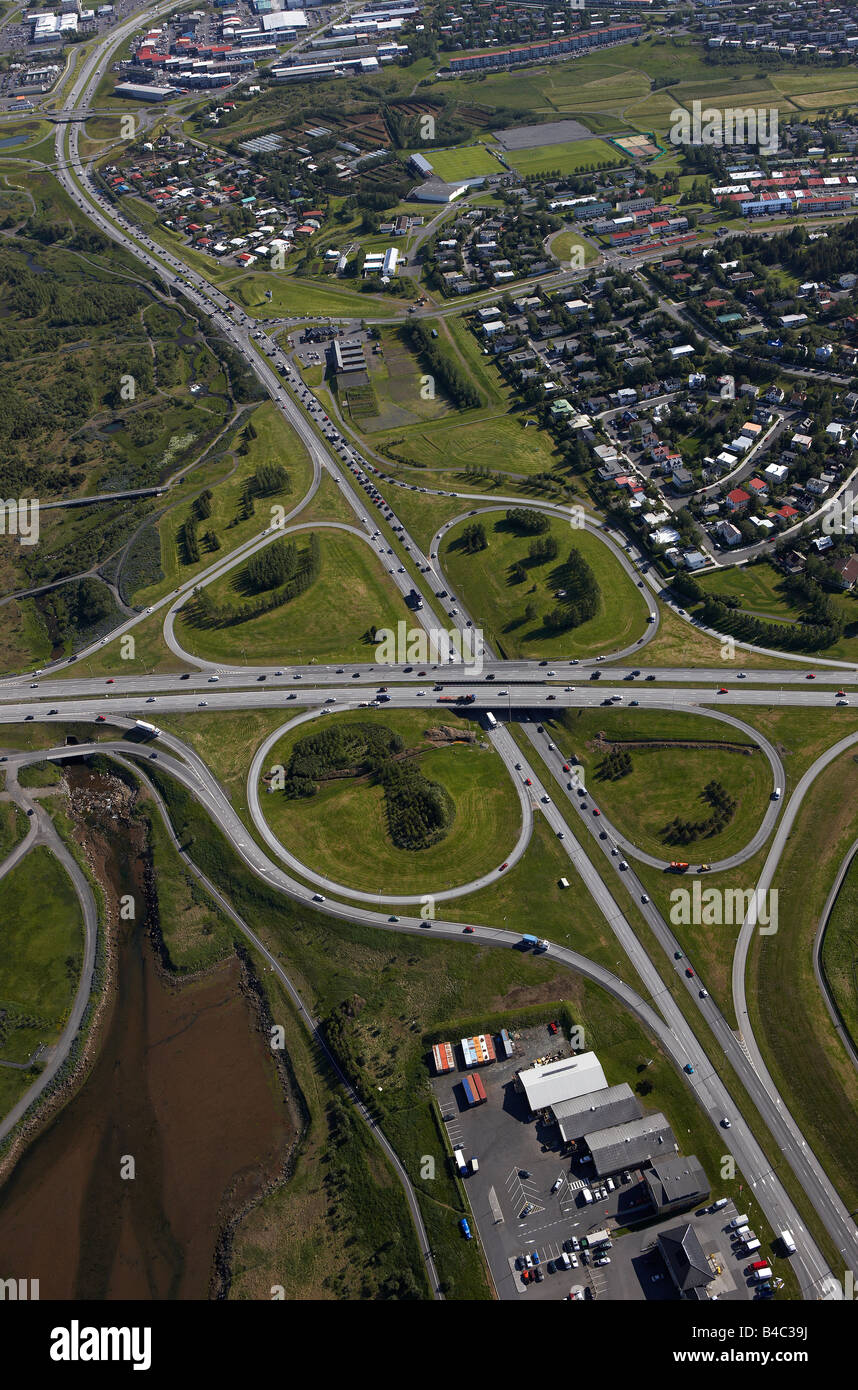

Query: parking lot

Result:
[430,1025,761,1302]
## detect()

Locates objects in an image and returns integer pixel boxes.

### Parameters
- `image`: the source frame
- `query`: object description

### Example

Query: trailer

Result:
[461,1073,487,1107]
[452,1148,468,1178]
[485,711,497,730]
[134,720,161,738]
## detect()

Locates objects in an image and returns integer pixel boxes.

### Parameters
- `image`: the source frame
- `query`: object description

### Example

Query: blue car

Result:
[684,1063,695,1074]
[460,1218,472,1240]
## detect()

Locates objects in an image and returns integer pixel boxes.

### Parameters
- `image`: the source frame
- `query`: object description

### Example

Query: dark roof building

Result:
[584,1112,676,1177]
[552,1083,642,1144]
[644,1155,710,1216]
[657,1223,715,1299]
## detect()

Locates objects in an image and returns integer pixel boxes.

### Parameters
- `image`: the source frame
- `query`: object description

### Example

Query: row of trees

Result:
[189,535,321,629]
[660,780,737,846]
[506,507,549,535]
[543,546,600,632]
[406,320,481,411]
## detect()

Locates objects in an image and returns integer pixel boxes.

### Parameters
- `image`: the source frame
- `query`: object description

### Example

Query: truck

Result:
[780,1229,796,1255]
[134,720,161,739]
[753,1266,772,1283]
[438,694,476,704]
[584,1230,610,1249]
[452,1148,468,1178]
[406,588,423,611]
[521,934,539,948]
[485,711,497,730]
[534,939,550,952]
[744,1238,762,1254]
[728,1214,749,1230]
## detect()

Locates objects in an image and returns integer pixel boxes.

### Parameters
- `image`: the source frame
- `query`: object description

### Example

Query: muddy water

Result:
[0,767,296,1299]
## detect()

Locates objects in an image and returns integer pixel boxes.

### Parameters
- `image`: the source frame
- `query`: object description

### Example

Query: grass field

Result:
[341,326,452,433]
[173,526,407,666]
[698,561,797,621]
[625,602,801,670]
[376,411,561,479]
[820,848,858,1063]
[0,846,83,1064]
[552,707,769,862]
[259,708,522,894]
[407,144,502,181]
[0,597,53,678]
[132,402,314,608]
[750,749,858,1218]
[549,229,600,267]
[441,514,648,660]
[233,273,408,320]
[507,138,625,176]
[0,801,28,861]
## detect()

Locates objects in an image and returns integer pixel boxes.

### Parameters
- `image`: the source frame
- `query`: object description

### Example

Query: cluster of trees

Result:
[195,488,213,522]
[181,515,200,565]
[243,538,300,595]
[190,535,321,628]
[460,521,487,553]
[378,759,455,851]
[253,461,291,496]
[543,546,600,631]
[529,535,558,565]
[39,577,116,648]
[597,749,633,781]
[282,722,403,799]
[671,570,844,652]
[660,780,737,846]
[506,508,549,535]
[406,320,481,411]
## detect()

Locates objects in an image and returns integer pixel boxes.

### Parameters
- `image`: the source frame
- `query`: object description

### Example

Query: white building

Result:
[518,1053,607,1113]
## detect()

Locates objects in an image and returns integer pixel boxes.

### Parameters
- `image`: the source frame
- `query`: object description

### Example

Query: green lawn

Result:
[555,707,770,862]
[233,274,408,320]
[550,229,600,267]
[507,138,625,176]
[442,513,648,659]
[820,849,858,1063]
[376,411,561,479]
[0,801,28,861]
[340,326,453,433]
[173,526,408,665]
[0,846,84,1064]
[259,708,522,895]
[406,145,503,181]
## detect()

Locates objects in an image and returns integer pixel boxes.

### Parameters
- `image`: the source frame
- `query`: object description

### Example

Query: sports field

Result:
[507,138,625,175]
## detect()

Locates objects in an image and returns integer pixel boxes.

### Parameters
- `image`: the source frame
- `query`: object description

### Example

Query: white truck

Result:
[780,1229,796,1255]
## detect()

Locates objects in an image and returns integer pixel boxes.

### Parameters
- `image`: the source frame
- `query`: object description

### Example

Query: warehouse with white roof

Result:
[517,1052,607,1114]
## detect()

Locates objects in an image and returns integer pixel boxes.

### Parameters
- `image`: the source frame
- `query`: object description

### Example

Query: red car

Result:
[548,1021,558,1035]
[806,672,816,679]
[106,678,115,684]
[686,967,695,977]
[837,690,846,697]
[525,778,532,786]
[96,714,107,722]
[463,926,474,933]
[718,686,728,694]
[499,862,509,871]
[563,763,571,772]
[593,808,601,816]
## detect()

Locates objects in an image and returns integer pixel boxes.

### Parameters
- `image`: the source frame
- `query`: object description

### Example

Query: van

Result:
[581,1188,593,1204]
[559,1252,571,1270]
[744,1238,761,1254]
[710,1197,728,1211]
[729,1214,749,1230]
[606,1177,615,1192]
[773,786,781,800]
[732,1225,750,1241]
[470,1156,479,1175]
[753,1267,772,1282]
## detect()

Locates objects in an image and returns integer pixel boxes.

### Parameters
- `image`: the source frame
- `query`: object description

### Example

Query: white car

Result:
[208,675,220,683]
[416,689,426,696]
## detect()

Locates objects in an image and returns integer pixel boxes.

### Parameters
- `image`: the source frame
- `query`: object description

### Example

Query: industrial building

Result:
[644,1155,710,1216]
[584,1112,677,1177]
[517,1052,607,1113]
[657,1223,716,1299]
[114,82,177,100]
[409,151,434,178]
[551,1082,642,1144]
[329,339,367,377]
[272,55,379,80]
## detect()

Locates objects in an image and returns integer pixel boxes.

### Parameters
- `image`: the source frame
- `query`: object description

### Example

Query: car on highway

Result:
[685,967,695,977]
[721,1117,731,1128]
[499,862,509,871]
[807,672,816,679]
[463,926,474,933]
[718,686,728,694]
[593,808,601,816]
[684,1063,695,1074]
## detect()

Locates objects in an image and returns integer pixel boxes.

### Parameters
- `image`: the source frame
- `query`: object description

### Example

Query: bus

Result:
[485,711,497,730]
